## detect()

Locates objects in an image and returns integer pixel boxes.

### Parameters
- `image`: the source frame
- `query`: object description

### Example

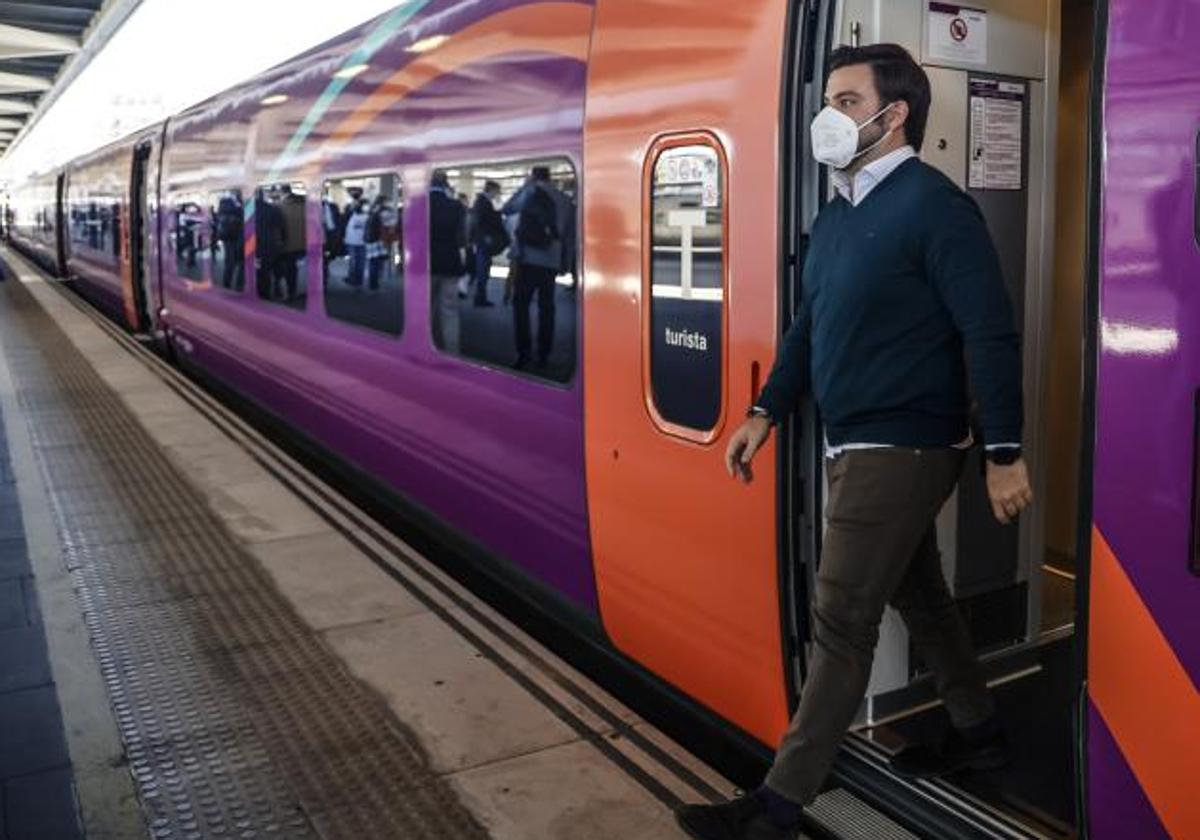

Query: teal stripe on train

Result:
[266,0,436,182]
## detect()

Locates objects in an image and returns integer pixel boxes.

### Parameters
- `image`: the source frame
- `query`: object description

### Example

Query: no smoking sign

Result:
[928,3,988,63]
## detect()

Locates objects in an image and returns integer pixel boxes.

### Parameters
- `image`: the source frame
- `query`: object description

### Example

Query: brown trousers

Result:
[765,448,995,804]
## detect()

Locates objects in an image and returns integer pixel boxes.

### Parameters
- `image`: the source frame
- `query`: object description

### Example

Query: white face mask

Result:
[810,102,895,170]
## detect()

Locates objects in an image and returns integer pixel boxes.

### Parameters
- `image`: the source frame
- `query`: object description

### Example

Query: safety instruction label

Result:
[968,78,1024,191]
[928,2,988,65]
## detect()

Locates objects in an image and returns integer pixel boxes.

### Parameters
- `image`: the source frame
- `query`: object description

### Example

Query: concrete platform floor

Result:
[0,248,748,839]
[0,413,83,840]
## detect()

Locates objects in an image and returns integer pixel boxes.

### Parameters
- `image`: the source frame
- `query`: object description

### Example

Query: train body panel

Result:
[8,1,1200,836]
[9,172,61,272]
[583,0,792,745]
[1087,0,1200,836]
[63,132,152,328]
[158,0,599,611]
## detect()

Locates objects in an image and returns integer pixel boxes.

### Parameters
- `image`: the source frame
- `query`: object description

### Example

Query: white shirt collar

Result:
[830,145,917,207]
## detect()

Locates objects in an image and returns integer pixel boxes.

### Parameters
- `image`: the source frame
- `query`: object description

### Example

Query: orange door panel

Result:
[583,0,793,744]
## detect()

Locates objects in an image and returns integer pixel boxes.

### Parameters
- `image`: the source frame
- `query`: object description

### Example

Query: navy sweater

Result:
[757,158,1022,448]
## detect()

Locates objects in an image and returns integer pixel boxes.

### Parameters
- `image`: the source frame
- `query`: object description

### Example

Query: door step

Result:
[807,788,920,840]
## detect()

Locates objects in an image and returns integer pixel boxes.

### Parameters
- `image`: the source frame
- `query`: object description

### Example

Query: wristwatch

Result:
[985,447,1022,466]
[746,405,775,424]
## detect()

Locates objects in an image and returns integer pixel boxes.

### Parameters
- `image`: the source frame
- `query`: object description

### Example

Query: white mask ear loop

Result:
[852,102,896,162]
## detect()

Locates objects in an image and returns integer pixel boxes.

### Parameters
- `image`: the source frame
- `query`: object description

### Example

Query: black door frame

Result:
[129,140,154,331]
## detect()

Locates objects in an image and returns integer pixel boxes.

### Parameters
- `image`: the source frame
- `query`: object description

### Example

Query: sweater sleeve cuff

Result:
[983,425,1022,449]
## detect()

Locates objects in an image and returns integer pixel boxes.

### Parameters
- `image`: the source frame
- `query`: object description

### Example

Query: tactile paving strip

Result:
[0,279,491,839]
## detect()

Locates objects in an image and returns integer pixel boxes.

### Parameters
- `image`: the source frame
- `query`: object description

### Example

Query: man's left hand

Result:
[986,457,1033,525]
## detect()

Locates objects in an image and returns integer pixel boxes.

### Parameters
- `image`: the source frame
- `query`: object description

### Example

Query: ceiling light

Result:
[408,35,448,53]
[261,94,288,106]
[334,63,369,80]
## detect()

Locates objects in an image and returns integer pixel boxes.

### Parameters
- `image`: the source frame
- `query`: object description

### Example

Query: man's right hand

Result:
[724,415,773,483]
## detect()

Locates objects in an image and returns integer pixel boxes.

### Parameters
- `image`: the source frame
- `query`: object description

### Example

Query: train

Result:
[4,0,1197,838]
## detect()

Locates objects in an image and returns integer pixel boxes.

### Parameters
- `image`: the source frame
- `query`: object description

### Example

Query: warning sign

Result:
[968,78,1025,190]
[927,2,988,65]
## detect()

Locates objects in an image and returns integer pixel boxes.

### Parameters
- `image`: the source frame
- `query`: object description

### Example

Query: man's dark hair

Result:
[828,44,932,152]
[431,169,450,189]
[531,165,551,182]
[484,180,501,192]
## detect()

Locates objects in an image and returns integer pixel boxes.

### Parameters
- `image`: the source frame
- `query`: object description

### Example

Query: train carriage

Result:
[6,1,1198,837]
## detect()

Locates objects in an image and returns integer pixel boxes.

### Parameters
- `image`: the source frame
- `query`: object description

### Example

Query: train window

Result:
[647,140,726,435]
[322,173,404,335]
[254,183,307,309]
[68,202,95,250]
[172,196,209,282]
[430,159,578,383]
[111,203,122,258]
[210,189,245,292]
[68,196,119,260]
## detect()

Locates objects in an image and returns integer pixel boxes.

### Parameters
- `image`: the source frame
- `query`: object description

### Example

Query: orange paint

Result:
[583,0,792,744]
[1089,528,1200,837]
[119,181,139,329]
[301,3,593,180]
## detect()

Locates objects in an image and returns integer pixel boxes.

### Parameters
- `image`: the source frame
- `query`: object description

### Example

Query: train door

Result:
[128,141,153,332]
[54,172,67,275]
[1084,1,1200,837]
[788,0,1101,836]
[583,0,799,746]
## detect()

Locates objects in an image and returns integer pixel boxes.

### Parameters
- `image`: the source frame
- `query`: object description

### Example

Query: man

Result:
[429,170,467,354]
[469,180,506,307]
[502,165,576,370]
[255,189,286,301]
[214,191,243,290]
[277,184,306,301]
[675,44,1033,840]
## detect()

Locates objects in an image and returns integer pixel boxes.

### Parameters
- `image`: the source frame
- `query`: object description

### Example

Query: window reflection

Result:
[323,173,405,335]
[210,189,245,291]
[649,144,725,431]
[68,173,123,262]
[167,188,247,290]
[173,195,209,281]
[430,158,578,383]
[255,183,307,309]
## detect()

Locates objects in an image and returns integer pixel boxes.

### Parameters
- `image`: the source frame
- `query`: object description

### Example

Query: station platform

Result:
[0,247,746,840]
[0,244,925,840]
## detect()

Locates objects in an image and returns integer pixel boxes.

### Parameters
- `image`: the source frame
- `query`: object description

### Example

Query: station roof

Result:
[0,1,103,155]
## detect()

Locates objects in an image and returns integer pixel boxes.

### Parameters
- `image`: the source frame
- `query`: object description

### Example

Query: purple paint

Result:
[1090,0,1200,832]
[1092,0,1200,680]
[158,1,598,610]
[1087,702,1170,839]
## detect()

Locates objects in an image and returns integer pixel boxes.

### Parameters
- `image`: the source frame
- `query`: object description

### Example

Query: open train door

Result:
[582,0,801,745]
[54,172,67,274]
[127,140,154,332]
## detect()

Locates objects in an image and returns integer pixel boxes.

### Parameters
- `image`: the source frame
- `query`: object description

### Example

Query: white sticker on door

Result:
[968,78,1025,191]
[928,2,988,65]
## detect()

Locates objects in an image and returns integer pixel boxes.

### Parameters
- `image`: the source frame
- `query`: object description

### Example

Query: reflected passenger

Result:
[503,166,575,370]
[321,190,342,268]
[278,185,306,301]
[365,195,389,290]
[343,198,370,287]
[429,170,466,354]
[215,193,243,289]
[469,180,506,307]
[256,190,286,299]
